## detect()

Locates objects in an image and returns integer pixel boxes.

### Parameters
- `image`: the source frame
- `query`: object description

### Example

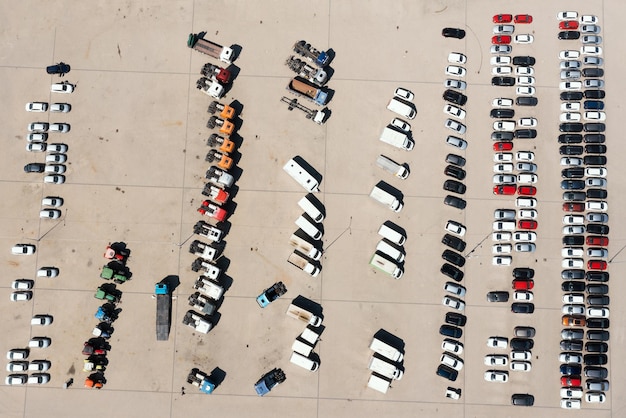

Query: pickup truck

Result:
[254,368,286,396]
[256,282,287,308]
[187,368,216,394]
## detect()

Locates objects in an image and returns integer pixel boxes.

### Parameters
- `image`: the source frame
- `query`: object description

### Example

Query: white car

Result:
[493,174,516,184]
[518,118,537,128]
[493,153,513,162]
[516,86,535,95]
[586,178,607,187]
[50,103,71,113]
[491,45,512,54]
[51,82,75,93]
[563,215,585,225]
[561,399,581,409]
[42,196,64,207]
[445,387,461,400]
[517,76,534,85]
[491,66,512,75]
[487,337,508,349]
[28,373,50,385]
[26,142,46,152]
[560,81,582,91]
[40,209,62,220]
[28,337,51,348]
[49,123,70,133]
[492,98,513,107]
[12,279,33,290]
[493,163,514,173]
[584,112,606,121]
[515,197,536,208]
[492,244,512,255]
[445,65,466,77]
[28,122,49,132]
[581,46,602,55]
[442,296,465,311]
[493,120,516,131]
[492,232,511,241]
[391,118,411,133]
[515,66,534,76]
[492,256,512,266]
[394,87,414,102]
[11,291,32,301]
[584,79,604,89]
[518,209,537,220]
[510,361,531,372]
[562,247,584,257]
[444,79,467,90]
[445,220,466,237]
[493,25,514,34]
[31,315,53,326]
[440,353,464,371]
[446,135,467,149]
[582,35,602,45]
[12,244,36,255]
[561,112,581,122]
[562,304,585,315]
[560,50,580,60]
[44,175,66,184]
[517,162,537,172]
[442,339,463,355]
[558,11,578,20]
[515,151,534,161]
[44,164,66,174]
[47,143,69,153]
[517,174,537,184]
[586,167,607,178]
[443,104,466,120]
[587,307,609,318]
[514,291,533,301]
[561,60,581,70]
[561,157,583,166]
[6,361,29,372]
[484,370,508,382]
[490,56,511,66]
[26,102,48,112]
[514,34,533,44]
[448,52,467,64]
[561,70,581,80]
[7,349,29,360]
[586,392,606,403]
[561,387,584,398]
[27,133,48,143]
[5,374,28,385]
[28,360,51,372]
[510,351,531,361]
[559,353,582,364]
[562,259,584,269]
[46,153,67,164]
[586,201,608,212]
[445,119,467,135]
[444,282,466,297]
[563,294,584,304]
[515,243,535,252]
[563,225,585,235]
[484,355,508,366]
[581,24,601,34]
[513,231,536,242]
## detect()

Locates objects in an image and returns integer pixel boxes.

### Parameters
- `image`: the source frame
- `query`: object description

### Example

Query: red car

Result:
[587,260,607,271]
[512,279,534,290]
[492,35,512,45]
[559,20,579,30]
[514,14,533,24]
[517,186,536,196]
[494,185,516,195]
[563,202,585,212]
[561,376,581,387]
[587,236,609,246]
[493,14,513,23]
[518,220,537,230]
[494,141,513,151]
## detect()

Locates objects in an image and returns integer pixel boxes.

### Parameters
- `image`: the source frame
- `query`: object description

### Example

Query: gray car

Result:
[561,328,585,340]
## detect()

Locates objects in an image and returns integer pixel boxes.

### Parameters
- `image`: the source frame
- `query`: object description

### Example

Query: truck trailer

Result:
[287,250,321,277]
[287,77,328,106]
[369,252,404,279]
[289,230,323,261]
[187,33,233,64]
[370,184,403,212]
[286,302,322,327]
[155,283,171,341]
[292,40,330,67]
[376,155,409,180]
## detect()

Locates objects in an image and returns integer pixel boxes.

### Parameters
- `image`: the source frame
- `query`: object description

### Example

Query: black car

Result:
[439,325,463,338]
[443,180,466,195]
[562,235,585,245]
[558,134,583,144]
[491,131,514,141]
[561,168,585,178]
[584,354,608,365]
[441,263,464,282]
[561,180,585,190]
[442,234,466,252]
[586,272,609,282]
[512,56,536,66]
[444,164,466,180]
[24,163,45,173]
[587,284,609,294]
[511,338,534,350]
[587,295,610,305]
[511,394,534,407]
[585,343,609,354]
[443,89,468,106]
[586,318,609,328]
[444,195,466,210]
[561,91,584,101]
[516,97,538,106]
[490,109,515,119]
[513,267,534,279]
[587,189,608,199]
[559,145,583,155]
[445,153,466,167]
[584,100,604,110]
[584,90,605,99]
[46,62,70,75]
[584,134,605,143]
[560,123,584,133]
[563,191,586,201]
[560,364,582,376]
[442,27,466,39]
[585,144,607,154]
[587,331,610,341]
[514,129,537,139]
[587,224,609,235]
[582,68,604,78]
[491,76,516,87]
[445,312,467,327]
[560,340,583,351]
[486,291,509,302]
[558,31,581,40]
[511,303,534,314]
[584,155,607,165]
[442,249,465,267]
[563,281,586,292]
[436,364,459,381]
[584,367,608,379]
[584,123,606,132]
[561,268,585,279]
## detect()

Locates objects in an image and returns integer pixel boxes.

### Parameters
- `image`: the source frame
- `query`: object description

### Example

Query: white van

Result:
[387,97,416,120]
[369,355,403,380]
[292,338,314,357]
[298,194,324,222]
[375,239,405,263]
[378,222,406,246]
[295,214,323,240]
[367,372,392,394]
[369,337,404,362]
[283,157,320,192]
[290,351,319,371]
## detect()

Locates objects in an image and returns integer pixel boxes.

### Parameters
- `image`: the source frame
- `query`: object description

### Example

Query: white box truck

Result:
[368,354,404,380]
[370,184,403,212]
[289,351,319,371]
[375,239,405,263]
[298,193,325,222]
[387,97,416,120]
[295,213,323,240]
[283,157,320,192]
[380,127,414,151]
[378,222,407,246]
[367,372,392,394]
[289,230,323,261]
[286,302,322,327]
[369,253,403,279]
[369,337,404,362]
[292,338,314,357]
[287,251,321,277]
[300,327,320,345]
[376,155,409,180]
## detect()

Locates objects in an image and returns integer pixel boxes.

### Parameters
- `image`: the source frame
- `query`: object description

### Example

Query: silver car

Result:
[582,35,602,44]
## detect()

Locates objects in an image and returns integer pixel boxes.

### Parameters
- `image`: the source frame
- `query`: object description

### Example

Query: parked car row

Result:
[5,337,52,385]
[557,12,609,410]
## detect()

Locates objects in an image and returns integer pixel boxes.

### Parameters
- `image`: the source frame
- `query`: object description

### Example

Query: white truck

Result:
[287,250,321,277]
[182,310,212,334]
[285,56,328,86]
[370,183,403,212]
[196,76,225,99]
[193,276,225,301]
[188,292,218,316]
[191,258,221,280]
[189,240,220,262]
[370,253,403,279]
[286,302,322,327]
[193,221,223,243]
[376,155,409,180]
[380,127,414,151]
[369,337,404,362]
[368,354,403,380]
[206,166,234,189]
[283,157,320,192]
[367,372,392,394]
[289,230,323,261]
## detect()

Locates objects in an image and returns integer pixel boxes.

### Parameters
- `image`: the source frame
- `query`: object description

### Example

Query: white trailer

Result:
[370,184,403,212]
[367,372,392,394]
[376,155,409,180]
[289,231,323,261]
[287,251,321,277]
[380,127,414,151]
[286,302,322,327]
[369,253,403,279]
[368,354,403,380]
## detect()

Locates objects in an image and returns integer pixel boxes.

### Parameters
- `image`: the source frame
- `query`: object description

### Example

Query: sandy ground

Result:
[0,0,623,417]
